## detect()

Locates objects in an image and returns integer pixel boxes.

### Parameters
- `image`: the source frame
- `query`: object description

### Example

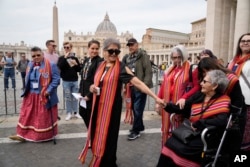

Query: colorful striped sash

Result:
[79,58,120,166]
[190,95,230,122]
[161,61,190,146]
[228,54,250,77]
[225,73,238,95]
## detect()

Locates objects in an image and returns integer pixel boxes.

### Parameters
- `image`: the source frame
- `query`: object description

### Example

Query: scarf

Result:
[124,83,133,124]
[79,58,120,166]
[228,54,250,76]
[225,73,238,95]
[190,95,230,122]
[161,61,190,146]
[25,59,51,105]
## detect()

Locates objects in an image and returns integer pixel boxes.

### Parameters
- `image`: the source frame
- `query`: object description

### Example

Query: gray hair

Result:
[170,45,188,61]
[103,38,121,50]
[207,70,229,93]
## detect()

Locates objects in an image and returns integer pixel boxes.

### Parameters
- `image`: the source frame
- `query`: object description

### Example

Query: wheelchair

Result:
[169,104,246,167]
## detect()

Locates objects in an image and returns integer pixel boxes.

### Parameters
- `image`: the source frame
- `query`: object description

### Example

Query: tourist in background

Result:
[16,53,29,90]
[0,51,17,90]
[9,46,60,142]
[57,42,82,121]
[122,38,153,140]
[44,39,59,64]
[79,40,103,128]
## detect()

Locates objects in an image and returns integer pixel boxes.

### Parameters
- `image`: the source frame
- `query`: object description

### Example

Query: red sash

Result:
[79,58,120,166]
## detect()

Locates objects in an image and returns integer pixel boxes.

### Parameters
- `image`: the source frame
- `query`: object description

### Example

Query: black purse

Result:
[172,119,200,144]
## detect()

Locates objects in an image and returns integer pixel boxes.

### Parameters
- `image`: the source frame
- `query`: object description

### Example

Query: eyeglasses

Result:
[201,79,211,84]
[52,45,57,48]
[240,40,250,44]
[107,49,121,56]
[32,54,41,58]
[171,56,182,59]
[64,46,71,49]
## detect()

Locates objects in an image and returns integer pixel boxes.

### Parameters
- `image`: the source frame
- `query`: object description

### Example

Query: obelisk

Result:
[53,1,59,51]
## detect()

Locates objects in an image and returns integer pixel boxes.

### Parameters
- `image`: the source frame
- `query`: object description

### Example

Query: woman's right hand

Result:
[176,98,186,109]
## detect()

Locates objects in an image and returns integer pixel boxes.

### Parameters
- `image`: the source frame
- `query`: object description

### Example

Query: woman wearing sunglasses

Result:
[9,46,60,142]
[79,38,164,167]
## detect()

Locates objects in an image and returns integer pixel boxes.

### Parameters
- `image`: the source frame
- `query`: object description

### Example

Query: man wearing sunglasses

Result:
[57,42,82,121]
[44,40,59,64]
[122,38,153,140]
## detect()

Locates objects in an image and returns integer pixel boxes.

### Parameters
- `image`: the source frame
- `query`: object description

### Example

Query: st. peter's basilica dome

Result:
[95,13,117,37]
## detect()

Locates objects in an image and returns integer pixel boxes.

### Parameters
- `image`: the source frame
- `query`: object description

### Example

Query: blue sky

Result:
[0,0,207,48]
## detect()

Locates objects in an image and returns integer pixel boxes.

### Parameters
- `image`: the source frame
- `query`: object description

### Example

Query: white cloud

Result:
[0,0,207,48]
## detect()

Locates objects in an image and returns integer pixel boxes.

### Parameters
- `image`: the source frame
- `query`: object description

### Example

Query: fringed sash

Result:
[161,61,190,146]
[124,83,133,124]
[25,59,51,105]
[228,54,250,77]
[190,95,230,122]
[79,58,120,166]
[225,73,238,95]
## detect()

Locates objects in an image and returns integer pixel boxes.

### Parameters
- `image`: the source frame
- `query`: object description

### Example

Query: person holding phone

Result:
[57,42,81,121]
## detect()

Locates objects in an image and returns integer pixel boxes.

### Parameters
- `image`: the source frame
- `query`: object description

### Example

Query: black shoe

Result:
[128,132,140,140]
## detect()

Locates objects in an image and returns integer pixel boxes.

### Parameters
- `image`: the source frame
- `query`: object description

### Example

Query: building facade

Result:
[63,13,133,61]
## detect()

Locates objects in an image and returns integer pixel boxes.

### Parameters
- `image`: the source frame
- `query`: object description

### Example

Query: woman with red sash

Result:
[228,32,250,151]
[78,38,164,167]
[157,70,230,167]
[156,45,197,146]
[9,46,60,142]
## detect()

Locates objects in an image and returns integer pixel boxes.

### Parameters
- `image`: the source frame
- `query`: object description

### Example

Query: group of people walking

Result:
[6,32,250,167]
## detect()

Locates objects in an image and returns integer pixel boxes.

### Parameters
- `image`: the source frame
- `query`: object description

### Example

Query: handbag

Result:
[172,118,200,144]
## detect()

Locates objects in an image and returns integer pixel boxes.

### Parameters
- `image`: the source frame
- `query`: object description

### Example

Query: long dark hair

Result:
[198,57,232,81]
[235,32,250,56]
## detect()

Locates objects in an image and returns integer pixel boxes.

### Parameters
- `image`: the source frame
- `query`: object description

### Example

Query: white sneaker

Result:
[74,113,82,119]
[65,113,72,121]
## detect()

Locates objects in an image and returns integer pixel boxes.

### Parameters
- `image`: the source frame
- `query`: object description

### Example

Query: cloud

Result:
[0,0,206,47]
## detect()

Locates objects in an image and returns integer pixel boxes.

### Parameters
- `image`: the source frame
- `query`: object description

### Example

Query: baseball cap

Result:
[126,38,138,46]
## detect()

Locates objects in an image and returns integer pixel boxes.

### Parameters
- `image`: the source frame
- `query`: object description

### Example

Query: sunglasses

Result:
[171,56,182,59]
[64,46,71,49]
[107,49,121,56]
[32,54,41,58]
[201,79,211,84]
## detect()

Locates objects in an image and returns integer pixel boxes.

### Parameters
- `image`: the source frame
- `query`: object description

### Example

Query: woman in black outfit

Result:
[79,40,103,128]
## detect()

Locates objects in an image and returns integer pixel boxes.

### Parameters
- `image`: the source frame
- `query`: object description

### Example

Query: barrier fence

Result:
[0,69,161,116]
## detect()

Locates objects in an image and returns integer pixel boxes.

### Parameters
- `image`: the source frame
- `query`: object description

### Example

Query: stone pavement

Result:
[0,111,162,167]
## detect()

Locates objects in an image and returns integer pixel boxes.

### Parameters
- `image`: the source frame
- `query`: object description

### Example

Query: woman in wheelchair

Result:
[157,70,230,167]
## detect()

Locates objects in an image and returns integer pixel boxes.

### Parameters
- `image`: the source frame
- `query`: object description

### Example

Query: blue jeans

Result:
[131,87,147,132]
[4,68,15,89]
[62,81,79,114]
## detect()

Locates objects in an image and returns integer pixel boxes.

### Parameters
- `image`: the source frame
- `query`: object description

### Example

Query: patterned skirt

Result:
[16,93,58,142]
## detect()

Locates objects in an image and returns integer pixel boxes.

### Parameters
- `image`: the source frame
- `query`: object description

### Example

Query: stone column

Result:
[233,0,250,54]
[205,0,223,55]
[228,1,236,62]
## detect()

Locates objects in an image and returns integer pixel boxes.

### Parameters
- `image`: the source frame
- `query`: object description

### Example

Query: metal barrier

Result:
[0,71,161,116]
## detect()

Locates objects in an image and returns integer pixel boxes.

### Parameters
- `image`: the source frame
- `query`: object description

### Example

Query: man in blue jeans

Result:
[0,52,17,90]
[57,42,82,121]
[122,38,153,140]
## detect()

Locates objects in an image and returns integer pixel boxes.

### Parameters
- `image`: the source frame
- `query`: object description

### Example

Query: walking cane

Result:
[47,96,56,145]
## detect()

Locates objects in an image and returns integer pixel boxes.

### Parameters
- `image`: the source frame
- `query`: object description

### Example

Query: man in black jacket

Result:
[57,42,81,121]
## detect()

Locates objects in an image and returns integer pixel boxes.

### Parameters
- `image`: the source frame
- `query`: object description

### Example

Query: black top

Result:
[57,55,81,81]
[79,56,103,99]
